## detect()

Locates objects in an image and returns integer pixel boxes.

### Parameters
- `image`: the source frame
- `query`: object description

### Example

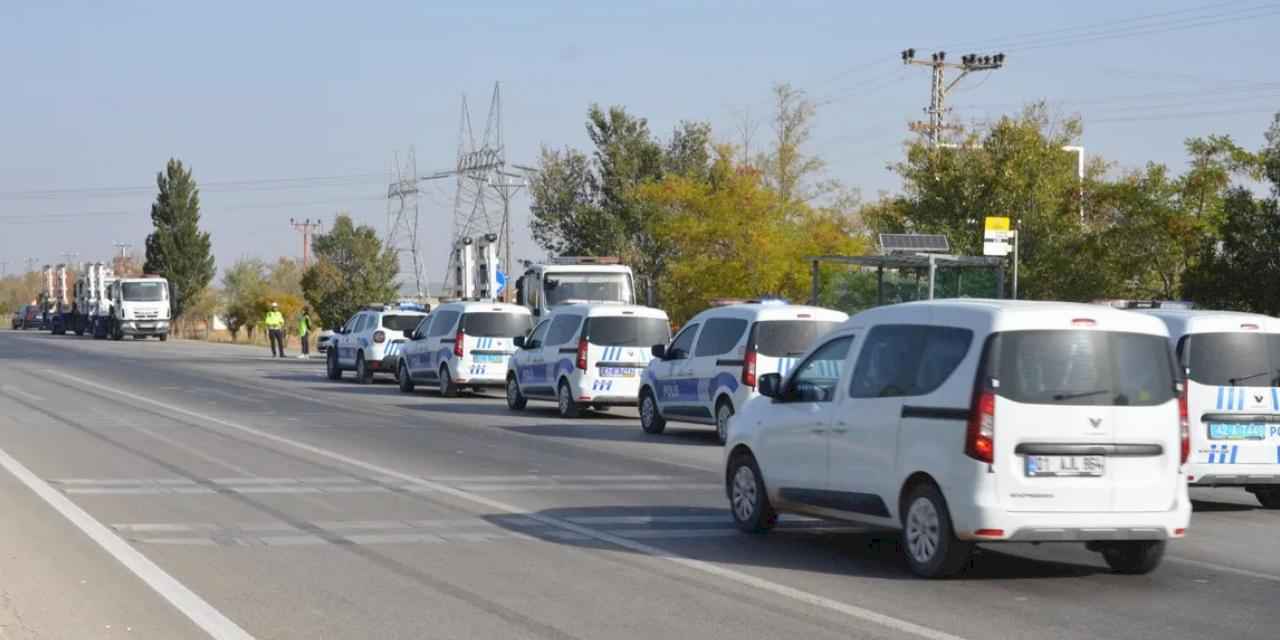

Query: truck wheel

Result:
[398,361,415,393]
[355,352,373,384]
[158,334,168,342]
[111,325,123,341]
[326,349,343,380]
[506,375,527,410]
[1100,541,1166,575]
[557,381,581,419]
[901,483,973,578]
[639,389,665,434]
[439,366,458,398]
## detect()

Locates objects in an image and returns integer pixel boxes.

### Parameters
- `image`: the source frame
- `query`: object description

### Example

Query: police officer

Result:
[298,309,313,360]
[264,302,286,358]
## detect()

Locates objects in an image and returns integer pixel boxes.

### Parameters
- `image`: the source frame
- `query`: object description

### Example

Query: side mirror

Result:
[651,344,666,359]
[404,329,415,340]
[513,336,526,348]
[758,373,782,399]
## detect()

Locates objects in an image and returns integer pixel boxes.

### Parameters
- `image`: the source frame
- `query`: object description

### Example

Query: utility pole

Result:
[289,218,323,269]
[901,48,1007,145]
[62,252,79,270]
[0,261,7,278]
[25,257,39,274]
[113,242,132,259]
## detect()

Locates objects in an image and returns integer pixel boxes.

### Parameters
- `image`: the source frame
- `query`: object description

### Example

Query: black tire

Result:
[158,334,168,342]
[639,389,666,434]
[439,366,458,398]
[355,352,372,384]
[901,483,973,578]
[727,452,776,533]
[1100,540,1167,575]
[1249,487,1280,509]
[398,360,415,393]
[506,375,527,410]
[326,349,343,380]
[715,397,734,446]
[557,381,580,419]
[111,321,123,341]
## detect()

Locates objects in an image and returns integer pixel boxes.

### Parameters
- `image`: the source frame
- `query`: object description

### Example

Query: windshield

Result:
[121,282,166,302]
[1184,332,1280,387]
[986,330,1176,406]
[543,272,633,306]
[381,315,424,332]
[461,312,533,337]
[584,316,670,347]
[752,320,842,357]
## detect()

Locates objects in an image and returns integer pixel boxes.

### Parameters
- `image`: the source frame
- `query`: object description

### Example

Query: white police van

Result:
[725,300,1190,578]
[396,301,533,397]
[326,305,429,384]
[640,301,847,444]
[506,303,670,418]
[1136,308,1280,508]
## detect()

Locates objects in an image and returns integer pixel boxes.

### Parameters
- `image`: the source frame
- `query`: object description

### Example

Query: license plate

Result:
[600,367,637,378]
[1025,455,1105,477]
[1208,423,1268,440]
[474,354,505,363]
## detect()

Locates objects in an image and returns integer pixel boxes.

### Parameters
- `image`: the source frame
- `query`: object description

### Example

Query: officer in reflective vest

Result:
[264,302,286,358]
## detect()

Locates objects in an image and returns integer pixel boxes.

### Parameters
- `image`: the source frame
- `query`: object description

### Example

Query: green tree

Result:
[300,214,398,330]
[143,158,215,318]
[221,258,266,341]
[756,83,827,205]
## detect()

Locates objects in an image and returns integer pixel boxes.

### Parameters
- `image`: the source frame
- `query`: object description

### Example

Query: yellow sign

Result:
[984,216,1010,232]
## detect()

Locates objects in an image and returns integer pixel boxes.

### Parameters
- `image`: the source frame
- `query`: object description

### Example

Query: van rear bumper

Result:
[951,499,1191,542]
[1189,464,1280,486]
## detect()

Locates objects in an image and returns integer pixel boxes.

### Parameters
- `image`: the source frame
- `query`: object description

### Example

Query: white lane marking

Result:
[1,385,44,402]
[0,446,254,640]
[1169,556,1280,583]
[47,369,964,640]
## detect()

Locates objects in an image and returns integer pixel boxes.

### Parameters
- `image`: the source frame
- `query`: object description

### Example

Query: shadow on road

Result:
[482,505,1106,581]
[507,422,721,446]
[1191,499,1257,513]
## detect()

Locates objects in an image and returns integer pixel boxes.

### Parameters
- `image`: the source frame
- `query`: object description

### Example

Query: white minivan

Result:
[506,303,670,418]
[397,301,533,397]
[1137,308,1280,508]
[724,299,1190,578]
[640,301,848,444]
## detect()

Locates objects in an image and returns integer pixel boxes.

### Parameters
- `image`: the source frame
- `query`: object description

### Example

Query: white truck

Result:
[54,265,173,341]
[513,257,637,320]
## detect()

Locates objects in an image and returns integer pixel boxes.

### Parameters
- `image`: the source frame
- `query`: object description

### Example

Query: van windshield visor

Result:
[543,273,633,306]
[1185,332,1280,387]
[461,312,533,337]
[121,282,166,302]
[585,317,670,347]
[381,315,422,332]
[753,321,842,357]
[986,330,1176,406]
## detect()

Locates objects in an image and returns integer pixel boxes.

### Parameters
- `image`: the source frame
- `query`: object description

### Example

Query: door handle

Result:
[811,428,827,434]
[831,428,848,434]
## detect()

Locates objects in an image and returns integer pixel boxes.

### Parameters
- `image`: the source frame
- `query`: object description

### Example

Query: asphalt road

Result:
[0,328,1276,640]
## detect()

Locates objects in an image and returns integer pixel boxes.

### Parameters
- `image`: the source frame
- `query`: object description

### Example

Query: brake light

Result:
[373,330,385,344]
[742,349,757,388]
[454,330,465,357]
[1071,318,1096,327]
[576,338,588,370]
[1178,382,1190,464]
[1240,323,1259,330]
[966,390,995,463]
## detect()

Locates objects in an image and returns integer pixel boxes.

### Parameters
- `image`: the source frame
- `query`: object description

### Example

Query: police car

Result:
[1136,308,1280,508]
[325,305,428,384]
[397,301,533,397]
[506,303,670,418]
[640,301,848,444]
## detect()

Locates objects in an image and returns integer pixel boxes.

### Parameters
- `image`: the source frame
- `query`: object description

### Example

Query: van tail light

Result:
[742,349,758,388]
[373,330,386,344]
[576,338,589,370]
[454,331,465,357]
[1178,382,1190,464]
[966,390,995,463]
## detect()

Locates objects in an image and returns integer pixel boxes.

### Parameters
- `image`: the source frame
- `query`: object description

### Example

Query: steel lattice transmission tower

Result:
[386,147,426,297]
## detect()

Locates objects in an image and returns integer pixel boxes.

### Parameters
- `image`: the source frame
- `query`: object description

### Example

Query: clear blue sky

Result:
[1,0,1276,284]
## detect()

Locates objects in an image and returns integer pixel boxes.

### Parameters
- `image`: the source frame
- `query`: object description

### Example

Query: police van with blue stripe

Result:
[639,301,848,444]
[1136,308,1280,508]
[397,301,533,397]
[506,302,670,418]
[326,305,429,384]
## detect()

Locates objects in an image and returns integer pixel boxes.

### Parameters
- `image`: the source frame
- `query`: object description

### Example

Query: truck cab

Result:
[514,257,636,319]
[109,276,172,340]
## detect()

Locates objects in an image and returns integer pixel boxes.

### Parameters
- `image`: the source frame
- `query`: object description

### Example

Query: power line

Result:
[0,172,387,201]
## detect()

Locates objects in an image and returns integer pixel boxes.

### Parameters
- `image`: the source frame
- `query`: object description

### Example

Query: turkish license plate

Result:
[600,367,637,378]
[138,323,155,329]
[1025,455,1105,477]
[1208,423,1268,440]
[474,354,505,363]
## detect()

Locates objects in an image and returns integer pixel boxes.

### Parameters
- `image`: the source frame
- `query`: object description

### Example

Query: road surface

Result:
[0,329,1275,639]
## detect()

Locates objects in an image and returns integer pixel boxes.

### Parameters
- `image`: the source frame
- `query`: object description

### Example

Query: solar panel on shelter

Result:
[878,234,951,255]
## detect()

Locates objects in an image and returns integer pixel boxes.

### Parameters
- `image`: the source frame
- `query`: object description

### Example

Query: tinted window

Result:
[585,316,670,347]
[694,318,748,357]
[527,320,551,346]
[462,312,533,337]
[543,273,633,306]
[986,330,1176,406]
[753,320,842,357]
[122,282,166,301]
[850,325,973,398]
[381,314,422,332]
[668,323,700,358]
[414,316,431,336]
[785,336,854,403]
[545,314,584,345]
[1184,332,1280,387]
[427,311,460,337]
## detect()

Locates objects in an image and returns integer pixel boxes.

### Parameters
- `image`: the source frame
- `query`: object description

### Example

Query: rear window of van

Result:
[381,314,423,332]
[584,316,670,347]
[461,312,533,337]
[984,330,1176,406]
[1181,332,1280,387]
[752,320,842,357]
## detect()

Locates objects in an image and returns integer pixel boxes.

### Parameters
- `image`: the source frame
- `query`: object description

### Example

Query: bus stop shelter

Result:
[806,253,1006,306]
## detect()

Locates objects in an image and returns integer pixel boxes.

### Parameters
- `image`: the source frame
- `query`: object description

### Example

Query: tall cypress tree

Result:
[143,158,215,318]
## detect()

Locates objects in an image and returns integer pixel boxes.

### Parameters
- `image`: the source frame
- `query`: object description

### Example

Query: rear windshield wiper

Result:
[1228,371,1270,385]
[1052,389,1112,401]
